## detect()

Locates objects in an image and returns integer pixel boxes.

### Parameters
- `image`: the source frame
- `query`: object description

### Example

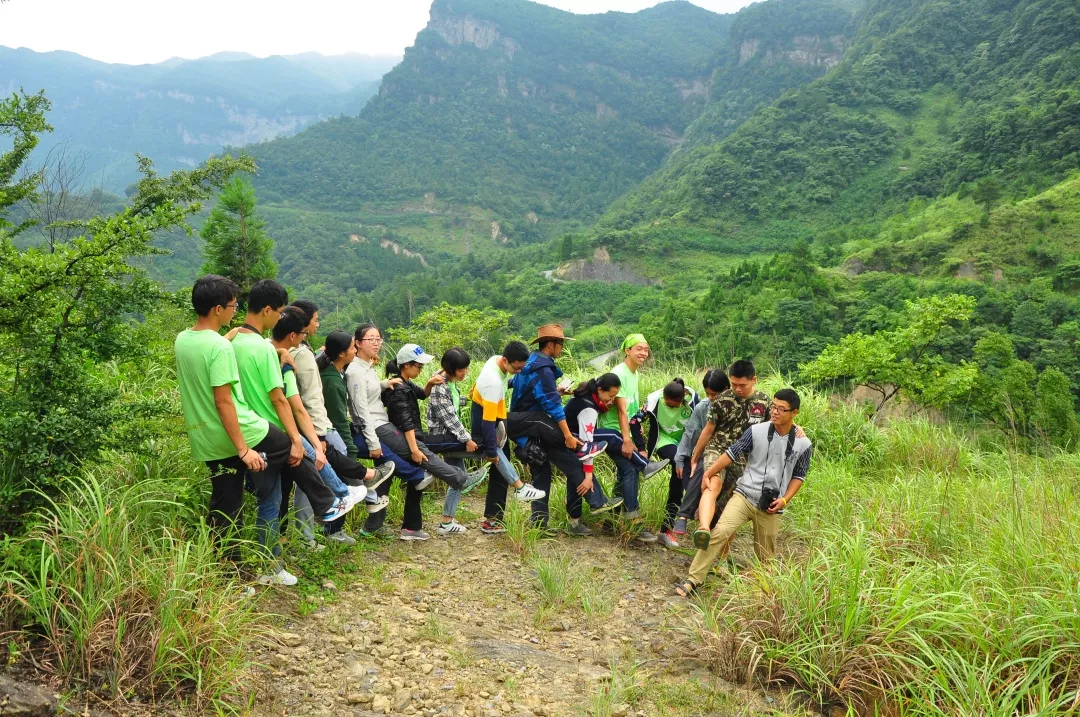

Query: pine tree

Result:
[200,176,277,299]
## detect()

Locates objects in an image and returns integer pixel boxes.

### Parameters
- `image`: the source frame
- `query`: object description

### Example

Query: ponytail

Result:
[574,372,621,398]
[663,377,687,402]
[317,330,353,371]
[385,359,401,378]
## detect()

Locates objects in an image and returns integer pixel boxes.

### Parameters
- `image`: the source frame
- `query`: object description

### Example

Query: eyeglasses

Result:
[360,337,383,344]
[772,406,794,415]
[223,302,238,310]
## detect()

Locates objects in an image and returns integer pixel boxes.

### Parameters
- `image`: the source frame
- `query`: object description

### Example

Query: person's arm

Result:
[403,429,427,465]
[270,387,304,466]
[614,397,634,458]
[770,447,812,513]
[423,373,445,397]
[288,394,326,470]
[558,418,581,450]
[212,385,266,472]
[707,427,754,480]
[576,405,598,495]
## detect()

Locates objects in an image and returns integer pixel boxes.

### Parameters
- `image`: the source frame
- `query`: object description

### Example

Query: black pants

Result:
[507,411,590,527]
[656,443,680,531]
[482,445,512,521]
[205,424,337,554]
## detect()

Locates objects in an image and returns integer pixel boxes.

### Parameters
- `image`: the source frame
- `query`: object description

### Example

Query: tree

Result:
[971,176,1002,220]
[386,302,513,357]
[801,294,979,413]
[0,90,256,523]
[1034,367,1080,449]
[200,175,276,300]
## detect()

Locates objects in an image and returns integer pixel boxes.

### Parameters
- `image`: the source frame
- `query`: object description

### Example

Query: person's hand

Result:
[795,425,806,439]
[675,463,683,479]
[410,448,427,465]
[241,449,266,472]
[386,377,403,388]
[637,450,647,459]
[577,475,593,496]
[620,439,634,459]
[369,447,383,460]
[313,444,328,471]
[277,348,295,369]
[564,434,583,451]
[767,496,787,514]
[465,439,479,453]
[486,455,499,464]
[224,326,241,341]
[426,374,446,387]
[288,440,304,467]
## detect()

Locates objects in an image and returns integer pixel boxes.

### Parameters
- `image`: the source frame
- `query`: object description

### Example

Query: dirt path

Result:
[253,495,795,717]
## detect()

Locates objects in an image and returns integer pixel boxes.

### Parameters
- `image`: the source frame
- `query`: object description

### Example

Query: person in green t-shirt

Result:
[592,333,669,543]
[175,276,354,587]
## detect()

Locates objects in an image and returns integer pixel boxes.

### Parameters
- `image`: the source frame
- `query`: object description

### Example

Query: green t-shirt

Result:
[232,331,286,429]
[655,400,693,449]
[449,381,462,419]
[174,329,268,462]
[283,368,299,400]
[598,362,640,431]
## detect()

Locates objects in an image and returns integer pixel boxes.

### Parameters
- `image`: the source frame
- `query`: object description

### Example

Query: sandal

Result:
[693,528,712,550]
[674,579,698,598]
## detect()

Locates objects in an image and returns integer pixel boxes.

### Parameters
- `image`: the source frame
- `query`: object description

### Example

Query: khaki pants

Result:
[688,492,780,586]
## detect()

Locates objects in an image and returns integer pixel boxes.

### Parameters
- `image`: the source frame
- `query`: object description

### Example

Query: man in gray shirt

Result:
[677,388,812,597]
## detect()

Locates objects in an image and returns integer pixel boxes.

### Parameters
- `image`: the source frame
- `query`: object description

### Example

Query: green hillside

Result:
[598,0,1080,263]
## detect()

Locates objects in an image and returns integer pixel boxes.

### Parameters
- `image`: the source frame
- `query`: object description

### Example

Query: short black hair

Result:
[191,274,239,317]
[290,299,319,326]
[773,388,800,410]
[702,368,730,393]
[728,359,756,380]
[537,338,564,351]
[441,347,472,374]
[271,306,307,341]
[248,279,288,314]
[503,340,530,364]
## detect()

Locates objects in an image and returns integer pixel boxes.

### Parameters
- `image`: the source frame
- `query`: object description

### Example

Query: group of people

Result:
[174,275,813,594]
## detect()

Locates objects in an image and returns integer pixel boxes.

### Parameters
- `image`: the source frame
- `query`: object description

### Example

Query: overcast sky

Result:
[0,0,757,65]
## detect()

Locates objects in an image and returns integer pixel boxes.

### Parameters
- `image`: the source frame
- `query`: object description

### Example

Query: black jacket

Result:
[382,380,426,433]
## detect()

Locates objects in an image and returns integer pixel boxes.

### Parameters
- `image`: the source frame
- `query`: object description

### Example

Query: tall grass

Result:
[689,384,1080,714]
[0,450,262,712]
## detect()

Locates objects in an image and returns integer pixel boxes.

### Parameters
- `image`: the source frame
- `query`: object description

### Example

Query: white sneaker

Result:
[320,496,355,523]
[415,473,435,491]
[347,484,368,504]
[514,484,546,502]
[366,495,390,513]
[257,568,298,587]
[327,531,357,545]
[436,520,468,535]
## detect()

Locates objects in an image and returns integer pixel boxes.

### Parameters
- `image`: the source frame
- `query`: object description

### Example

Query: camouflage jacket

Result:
[704,389,772,472]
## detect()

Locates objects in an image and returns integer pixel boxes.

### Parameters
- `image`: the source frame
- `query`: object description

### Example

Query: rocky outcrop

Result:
[553,247,652,285]
[739,34,848,69]
[430,14,519,59]
[0,674,56,717]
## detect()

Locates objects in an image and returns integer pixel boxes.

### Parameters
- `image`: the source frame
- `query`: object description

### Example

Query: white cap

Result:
[395,343,435,365]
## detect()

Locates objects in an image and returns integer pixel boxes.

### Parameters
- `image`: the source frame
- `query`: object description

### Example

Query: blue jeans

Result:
[442,449,520,518]
[594,429,644,514]
[251,469,283,560]
[351,429,427,483]
[302,436,349,498]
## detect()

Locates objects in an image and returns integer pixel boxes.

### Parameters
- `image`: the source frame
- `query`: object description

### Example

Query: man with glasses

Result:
[676,389,811,597]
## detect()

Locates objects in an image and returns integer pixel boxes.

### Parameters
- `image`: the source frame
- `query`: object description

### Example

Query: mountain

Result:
[1,47,400,190]
[249,0,735,229]
[596,0,1080,271]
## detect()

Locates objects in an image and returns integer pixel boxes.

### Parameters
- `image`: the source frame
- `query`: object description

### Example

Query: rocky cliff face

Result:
[738,34,848,68]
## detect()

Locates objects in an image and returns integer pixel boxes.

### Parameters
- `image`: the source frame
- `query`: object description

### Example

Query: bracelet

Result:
[241,449,249,459]
[779,497,788,508]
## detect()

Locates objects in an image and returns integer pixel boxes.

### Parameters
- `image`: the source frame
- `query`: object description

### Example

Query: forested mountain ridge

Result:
[596,0,1080,267]
[2,47,399,189]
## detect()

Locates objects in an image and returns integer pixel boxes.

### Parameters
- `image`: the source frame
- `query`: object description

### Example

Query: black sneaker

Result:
[365,462,395,492]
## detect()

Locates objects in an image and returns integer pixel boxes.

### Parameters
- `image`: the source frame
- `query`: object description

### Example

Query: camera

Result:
[758,487,780,511]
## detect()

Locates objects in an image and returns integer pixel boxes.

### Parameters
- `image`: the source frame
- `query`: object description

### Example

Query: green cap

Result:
[621,333,648,351]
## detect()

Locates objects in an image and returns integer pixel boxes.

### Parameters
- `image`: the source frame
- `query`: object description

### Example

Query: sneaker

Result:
[496,421,507,448]
[415,473,435,491]
[634,529,659,544]
[436,520,468,535]
[327,531,357,546]
[257,568,299,587]
[460,468,488,495]
[591,496,624,515]
[366,495,390,513]
[359,525,397,540]
[575,441,608,462]
[320,496,355,523]
[347,484,368,505]
[658,530,679,549]
[673,517,688,536]
[479,520,506,535]
[566,519,592,537]
[642,459,671,480]
[400,529,431,542]
[365,462,395,492]
[303,538,326,552]
[514,484,546,502]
